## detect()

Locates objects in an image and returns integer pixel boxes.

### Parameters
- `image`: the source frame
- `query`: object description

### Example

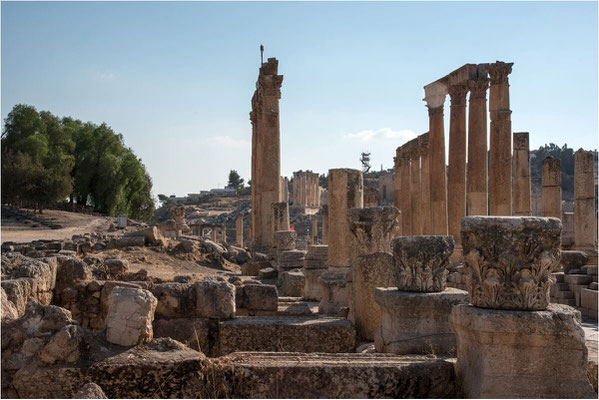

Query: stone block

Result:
[591,282,598,290]
[461,216,562,310]
[561,250,589,272]
[581,289,598,311]
[450,303,595,398]
[100,281,142,321]
[242,284,278,311]
[565,274,593,285]
[279,269,305,297]
[318,272,348,315]
[278,250,306,272]
[194,278,235,319]
[217,316,355,355]
[150,282,193,318]
[350,252,395,340]
[392,235,454,292]
[109,236,145,249]
[259,267,277,279]
[105,287,157,346]
[375,287,468,355]
[348,206,400,255]
[273,230,297,251]
[302,267,327,301]
[553,271,565,282]
[241,261,270,276]
[74,382,107,399]
[104,258,129,278]
[153,317,218,356]
[207,352,457,398]
[587,265,598,276]
[1,287,18,320]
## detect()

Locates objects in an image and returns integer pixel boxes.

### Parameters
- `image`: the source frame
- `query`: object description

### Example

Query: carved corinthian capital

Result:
[349,206,401,255]
[488,61,513,85]
[448,84,469,107]
[392,236,455,292]
[461,216,562,311]
[467,78,489,100]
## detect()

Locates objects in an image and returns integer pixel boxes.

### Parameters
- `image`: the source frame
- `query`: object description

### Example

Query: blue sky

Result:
[2,1,598,197]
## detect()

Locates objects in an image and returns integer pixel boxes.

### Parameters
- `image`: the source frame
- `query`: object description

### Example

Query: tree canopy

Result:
[2,104,155,220]
[227,170,244,190]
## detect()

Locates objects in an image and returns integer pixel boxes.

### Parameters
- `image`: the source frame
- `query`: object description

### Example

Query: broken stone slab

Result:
[194,278,235,319]
[40,324,82,364]
[124,226,164,245]
[105,287,157,347]
[1,287,18,320]
[259,267,277,279]
[277,249,306,272]
[152,317,218,357]
[374,287,468,355]
[241,260,271,276]
[392,235,454,292]
[204,352,457,398]
[217,316,355,356]
[108,235,145,249]
[103,258,129,278]
[450,303,596,398]
[350,252,395,341]
[100,281,142,322]
[461,216,562,310]
[150,282,194,318]
[278,268,305,297]
[273,230,297,251]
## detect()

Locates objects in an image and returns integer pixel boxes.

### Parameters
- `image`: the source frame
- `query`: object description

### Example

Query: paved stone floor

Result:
[583,320,598,343]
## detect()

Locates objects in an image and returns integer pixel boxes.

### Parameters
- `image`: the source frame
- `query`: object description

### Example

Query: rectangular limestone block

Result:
[587,265,598,276]
[565,274,593,285]
[206,352,458,398]
[553,272,565,283]
[581,289,598,311]
[217,316,355,356]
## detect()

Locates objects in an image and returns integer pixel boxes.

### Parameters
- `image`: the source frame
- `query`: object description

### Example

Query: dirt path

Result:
[1,209,113,243]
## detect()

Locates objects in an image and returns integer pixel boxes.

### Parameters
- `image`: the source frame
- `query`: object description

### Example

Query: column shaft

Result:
[428,106,448,235]
[541,157,561,219]
[512,132,531,216]
[467,78,489,216]
[574,149,597,248]
[410,152,422,235]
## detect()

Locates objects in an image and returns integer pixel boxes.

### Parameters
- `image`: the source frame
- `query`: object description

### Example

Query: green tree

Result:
[227,170,245,189]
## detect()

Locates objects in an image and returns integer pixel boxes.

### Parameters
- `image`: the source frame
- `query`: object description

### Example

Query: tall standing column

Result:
[409,148,422,235]
[419,133,431,234]
[424,82,448,235]
[398,150,412,235]
[236,213,244,247]
[327,168,364,271]
[512,132,531,216]
[541,157,561,219]
[574,149,597,251]
[467,76,489,216]
[488,61,513,216]
[447,84,468,244]
[250,58,283,249]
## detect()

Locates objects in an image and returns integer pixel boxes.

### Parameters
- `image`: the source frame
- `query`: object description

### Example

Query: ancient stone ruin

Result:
[1,56,597,399]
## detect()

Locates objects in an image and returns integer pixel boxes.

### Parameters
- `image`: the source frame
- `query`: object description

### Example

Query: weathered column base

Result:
[302,267,327,301]
[450,303,596,398]
[374,288,467,355]
[318,272,349,315]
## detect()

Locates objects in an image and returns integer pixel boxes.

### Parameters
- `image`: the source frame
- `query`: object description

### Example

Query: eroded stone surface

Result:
[348,207,400,255]
[392,236,454,292]
[461,216,561,310]
[105,287,157,347]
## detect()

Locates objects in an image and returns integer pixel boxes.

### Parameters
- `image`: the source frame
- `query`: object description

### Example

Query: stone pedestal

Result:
[375,287,467,355]
[318,272,348,315]
[461,216,561,310]
[327,169,364,268]
[278,250,306,272]
[450,303,596,398]
[467,77,489,216]
[512,132,531,216]
[541,157,562,219]
[303,245,328,301]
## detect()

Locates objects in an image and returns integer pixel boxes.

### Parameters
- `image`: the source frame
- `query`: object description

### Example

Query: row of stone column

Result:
[292,171,320,208]
[395,62,518,244]
[542,149,597,250]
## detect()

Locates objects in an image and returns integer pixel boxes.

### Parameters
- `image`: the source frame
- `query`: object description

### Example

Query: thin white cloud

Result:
[96,71,115,81]
[345,127,417,142]
[205,135,249,148]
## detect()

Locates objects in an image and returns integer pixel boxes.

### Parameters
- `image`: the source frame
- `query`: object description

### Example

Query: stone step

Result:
[581,289,598,311]
[590,282,598,290]
[586,265,598,276]
[565,274,593,285]
[554,298,577,306]
[217,316,355,356]
[553,272,565,283]
[554,290,575,299]
[208,352,457,398]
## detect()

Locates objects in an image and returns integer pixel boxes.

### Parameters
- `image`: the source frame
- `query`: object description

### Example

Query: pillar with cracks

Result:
[488,61,513,216]
[250,58,283,248]
[447,83,469,243]
[541,157,562,219]
[424,81,448,235]
[467,75,490,216]
[512,132,531,216]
